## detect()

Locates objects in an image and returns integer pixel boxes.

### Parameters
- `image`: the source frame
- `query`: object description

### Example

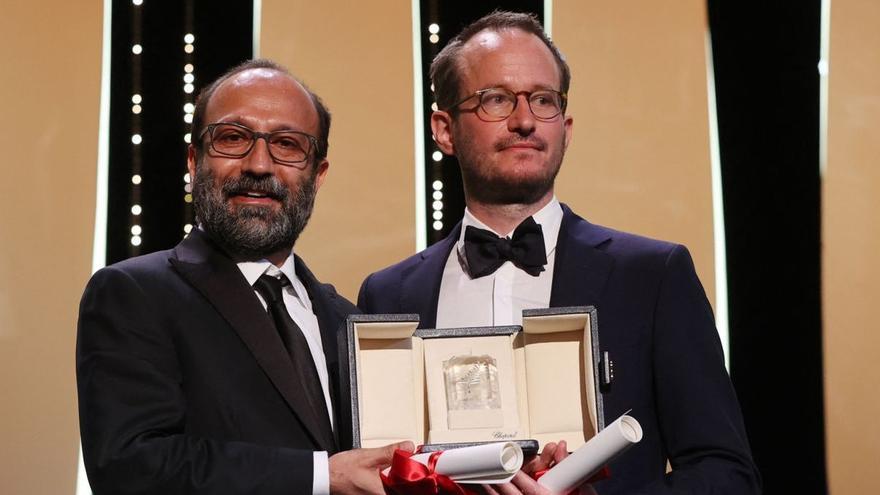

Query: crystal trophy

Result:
[443,354,504,429]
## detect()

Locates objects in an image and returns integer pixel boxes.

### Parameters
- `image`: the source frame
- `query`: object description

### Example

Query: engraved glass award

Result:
[443,355,504,429]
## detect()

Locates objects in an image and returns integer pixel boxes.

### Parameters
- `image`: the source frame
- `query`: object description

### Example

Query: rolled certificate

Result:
[538,414,643,493]
[384,441,524,484]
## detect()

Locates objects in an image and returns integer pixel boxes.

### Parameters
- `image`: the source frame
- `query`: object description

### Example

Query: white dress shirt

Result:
[236,254,332,495]
[436,197,563,328]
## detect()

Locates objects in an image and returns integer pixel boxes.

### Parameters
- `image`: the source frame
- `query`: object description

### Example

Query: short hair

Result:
[430,10,571,113]
[191,58,331,163]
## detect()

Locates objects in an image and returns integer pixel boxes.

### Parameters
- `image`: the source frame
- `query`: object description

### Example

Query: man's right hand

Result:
[328,440,415,494]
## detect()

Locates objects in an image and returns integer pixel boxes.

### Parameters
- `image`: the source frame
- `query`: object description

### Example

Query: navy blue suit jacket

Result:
[77,229,357,494]
[358,205,760,494]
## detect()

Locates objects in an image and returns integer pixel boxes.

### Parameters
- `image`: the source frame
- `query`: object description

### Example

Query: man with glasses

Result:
[359,11,760,494]
[77,59,410,494]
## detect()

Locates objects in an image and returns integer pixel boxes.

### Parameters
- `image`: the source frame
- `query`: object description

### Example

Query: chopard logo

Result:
[493,431,517,439]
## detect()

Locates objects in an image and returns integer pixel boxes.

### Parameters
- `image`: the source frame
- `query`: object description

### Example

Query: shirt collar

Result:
[457,196,563,256]
[237,253,310,308]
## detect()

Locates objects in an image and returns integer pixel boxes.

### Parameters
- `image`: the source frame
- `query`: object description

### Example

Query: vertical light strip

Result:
[412,0,426,251]
[79,0,114,491]
[252,0,262,57]
[704,31,730,369]
[819,0,831,178]
[543,0,553,35]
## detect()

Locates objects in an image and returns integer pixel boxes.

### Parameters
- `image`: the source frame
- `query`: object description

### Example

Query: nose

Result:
[506,94,536,136]
[240,136,275,175]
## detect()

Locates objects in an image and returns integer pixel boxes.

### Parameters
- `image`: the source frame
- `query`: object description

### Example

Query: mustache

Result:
[220,174,288,201]
[494,136,547,152]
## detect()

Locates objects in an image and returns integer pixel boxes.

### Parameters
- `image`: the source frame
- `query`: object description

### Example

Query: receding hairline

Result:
[204,68,320,129]
[456,27,565,90]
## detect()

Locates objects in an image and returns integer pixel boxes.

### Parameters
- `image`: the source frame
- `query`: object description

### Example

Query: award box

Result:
[340,306,612,454]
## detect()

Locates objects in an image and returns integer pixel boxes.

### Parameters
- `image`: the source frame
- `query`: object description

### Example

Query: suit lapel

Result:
[550,206,615,308]
[401,225,460,328]
[169,230,333,452]
[294,255,347,452]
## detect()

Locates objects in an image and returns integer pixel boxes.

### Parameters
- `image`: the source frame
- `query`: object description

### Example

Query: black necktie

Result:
[463,216,548,278]
[253,274,333,444]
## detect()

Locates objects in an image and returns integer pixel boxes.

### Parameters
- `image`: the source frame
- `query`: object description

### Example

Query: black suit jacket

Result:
[358,205,761,494]
[77,229,357,494]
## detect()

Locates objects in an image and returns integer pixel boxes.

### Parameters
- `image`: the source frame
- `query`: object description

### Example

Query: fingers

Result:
[553,440,568,464]
[538,442,558,469]
[371,440,415,467]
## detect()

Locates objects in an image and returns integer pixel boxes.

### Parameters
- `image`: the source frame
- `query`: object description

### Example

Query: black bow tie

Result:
[463,216,548,278]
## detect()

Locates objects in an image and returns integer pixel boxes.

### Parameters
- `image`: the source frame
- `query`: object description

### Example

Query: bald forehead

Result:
[457,28,562,89]
[206,68,319,132]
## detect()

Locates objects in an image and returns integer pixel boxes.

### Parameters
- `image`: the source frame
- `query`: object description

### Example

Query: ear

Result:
[186,145,197,179]
[430,111,456,156]
[313,158,330,191]
[562,114,573,152]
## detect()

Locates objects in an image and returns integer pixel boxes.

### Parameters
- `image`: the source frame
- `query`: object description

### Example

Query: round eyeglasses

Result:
[446,87,567,121]
[200,122,319,168]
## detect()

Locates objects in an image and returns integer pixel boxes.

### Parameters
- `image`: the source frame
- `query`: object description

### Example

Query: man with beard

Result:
[358,12,761,495]
[77,59,411,494]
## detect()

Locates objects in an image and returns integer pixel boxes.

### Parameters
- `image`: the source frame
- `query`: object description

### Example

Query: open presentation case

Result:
[341,306,611,455]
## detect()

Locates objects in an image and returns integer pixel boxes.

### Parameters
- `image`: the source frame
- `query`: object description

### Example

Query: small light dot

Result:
[131,225,142,235]
[432,200,443,211]
[430,84,435,93]
[433,210,443,220]
[132,104,142,114]
[184,33,195,44]
[183,103,195,113]
[184,83,194,94]
[432,190,443,200]
[132,44,143,55]
[183,113,193,124]
[184,173,191,183]
[132,94,142,104]
[433,221,443,231]
[131,174,142,185]
[184,63,194,73]
[132,0,143,5]
[184,44,194,54]
[429,34,439,44]
[131,235,142,246]
[428,23,440,34]
[432,151,443,162]
[183,133,191,144]
[131,134,142,145]
[431,102,438,111]
[184,193,193,203]
[432,180,443,191]
[183,73,195,84]
[184,183,192,193]
[184,224,193,234]
[131,204,142,215]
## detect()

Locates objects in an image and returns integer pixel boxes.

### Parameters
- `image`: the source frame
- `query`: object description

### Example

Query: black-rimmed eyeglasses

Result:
[199,122,319,168]
[446,87,567,121]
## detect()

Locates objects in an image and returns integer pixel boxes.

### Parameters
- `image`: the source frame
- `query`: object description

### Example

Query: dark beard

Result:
[192,163,317,260]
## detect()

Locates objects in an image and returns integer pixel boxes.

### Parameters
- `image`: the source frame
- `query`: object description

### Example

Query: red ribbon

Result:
[381,449,479,495]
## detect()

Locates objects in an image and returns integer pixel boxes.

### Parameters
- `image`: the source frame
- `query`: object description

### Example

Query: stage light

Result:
[184,33,195,44]
[433,210,443,220]
[432,200,443,211]
[429,23,440,34]
[131,94,142,104]
[184,63,194,73]
[131,235,142,246]
[131,174,142,185]
[433,190,443,200]
[184,84,194,94]
[183,73,194,84]
[432,151,443,162]
[132,104,142,114]
[184,173,191,183]
[431,102,438,111]
[183,133,191,143]
[131,225,142,235]
[433,221,443,231]
[184,224,193,234]
[131,204,142,215]
[184,194,193,203]
[183,114,193,124]
[184,44,194,54]
[131,134,142,145]
[132,44,143,54]
[183,103,194,113]
[132,0,143,5]
[429,34,440,44]
[432,180,443,191]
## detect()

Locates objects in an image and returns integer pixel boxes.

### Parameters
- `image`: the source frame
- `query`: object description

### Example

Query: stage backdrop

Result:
[0,1,102,493]
[824,0,880,492]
